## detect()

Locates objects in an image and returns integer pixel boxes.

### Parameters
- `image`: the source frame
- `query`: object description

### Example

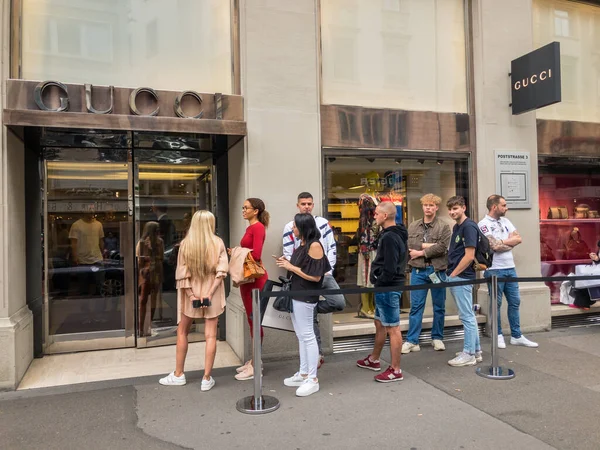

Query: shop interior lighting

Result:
[395,159,402,164]
[418,159,425,164]
[437,160,444,165]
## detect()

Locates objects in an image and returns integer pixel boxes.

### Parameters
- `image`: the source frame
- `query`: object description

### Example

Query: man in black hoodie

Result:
[356,201,408,382]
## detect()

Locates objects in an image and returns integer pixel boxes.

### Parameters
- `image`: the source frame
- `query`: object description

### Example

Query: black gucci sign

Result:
[510,42,561,115]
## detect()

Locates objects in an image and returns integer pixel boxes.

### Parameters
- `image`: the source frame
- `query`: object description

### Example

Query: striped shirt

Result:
[282,216,336,273]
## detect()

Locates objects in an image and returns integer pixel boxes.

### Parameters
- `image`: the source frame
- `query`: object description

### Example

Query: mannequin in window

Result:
[377,170,404,225]
[356,193,379,318]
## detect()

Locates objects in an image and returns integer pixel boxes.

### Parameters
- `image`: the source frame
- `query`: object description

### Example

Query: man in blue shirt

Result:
[445,196,482,367]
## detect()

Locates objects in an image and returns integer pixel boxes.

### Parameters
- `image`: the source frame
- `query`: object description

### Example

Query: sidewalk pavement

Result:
[1,326,599,450]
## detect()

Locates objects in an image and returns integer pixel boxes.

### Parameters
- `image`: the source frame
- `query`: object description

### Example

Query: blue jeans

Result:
[485,268,522,339]
[374,291,402,327]
[406,267,446,344]
[448,276,480,354]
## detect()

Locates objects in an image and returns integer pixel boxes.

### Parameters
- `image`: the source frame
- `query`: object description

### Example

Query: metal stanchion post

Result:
[476,274,515,380]
[236,288,280,414]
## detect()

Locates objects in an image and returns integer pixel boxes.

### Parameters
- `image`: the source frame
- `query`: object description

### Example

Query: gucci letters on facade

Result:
[33,81,218,119]
[510,41,561,115]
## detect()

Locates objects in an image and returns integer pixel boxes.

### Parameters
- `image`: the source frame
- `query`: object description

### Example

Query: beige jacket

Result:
[175,237,229,301]
[229,246,253,287]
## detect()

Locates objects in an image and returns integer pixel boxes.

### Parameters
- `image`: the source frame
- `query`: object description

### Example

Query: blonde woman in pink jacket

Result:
[159,210,228,391]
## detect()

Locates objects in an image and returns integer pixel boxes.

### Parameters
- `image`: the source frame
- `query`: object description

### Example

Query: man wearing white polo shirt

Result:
[478,195,538,349]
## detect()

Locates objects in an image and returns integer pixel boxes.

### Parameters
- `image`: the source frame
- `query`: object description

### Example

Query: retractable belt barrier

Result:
[258,274,600,300]
[236,273,600,413]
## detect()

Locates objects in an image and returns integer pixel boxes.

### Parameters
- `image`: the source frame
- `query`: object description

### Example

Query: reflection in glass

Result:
[46,152,128,335]
[538,156,600,304]
[321,0,467,112]
[325,155,469,323]
[22,0,232,94]
[135,150,213,340]
[136,222,164,336]
[533,0,600,122]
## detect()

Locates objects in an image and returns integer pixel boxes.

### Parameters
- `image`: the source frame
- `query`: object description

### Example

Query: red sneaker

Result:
[356,355,381,371]
[374,366,403,383]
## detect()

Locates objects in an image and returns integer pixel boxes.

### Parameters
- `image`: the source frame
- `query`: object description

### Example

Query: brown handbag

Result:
[243,252,266,279]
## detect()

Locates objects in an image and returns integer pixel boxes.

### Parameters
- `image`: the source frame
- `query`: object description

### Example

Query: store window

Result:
[324,153,469,323]
[538,156,600,304]
[21,0,233,94]
[320,0,467,112]
[533,0,600,122]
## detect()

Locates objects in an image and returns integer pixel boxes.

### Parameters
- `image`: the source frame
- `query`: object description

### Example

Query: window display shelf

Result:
[540,219,600,224]
[542,259,592,265]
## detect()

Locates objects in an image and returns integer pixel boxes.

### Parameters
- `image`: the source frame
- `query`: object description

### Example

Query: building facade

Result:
[1,0,598,390]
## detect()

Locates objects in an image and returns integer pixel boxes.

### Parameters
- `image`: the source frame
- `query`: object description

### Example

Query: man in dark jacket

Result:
[356,201,408,382]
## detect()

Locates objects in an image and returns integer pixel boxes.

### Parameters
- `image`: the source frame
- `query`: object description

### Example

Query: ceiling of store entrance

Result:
[39,129,219,152]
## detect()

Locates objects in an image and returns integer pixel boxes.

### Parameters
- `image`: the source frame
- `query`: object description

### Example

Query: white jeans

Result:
[291,300,318,379]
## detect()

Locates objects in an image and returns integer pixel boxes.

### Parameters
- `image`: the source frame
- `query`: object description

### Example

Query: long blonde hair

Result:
[180,210,220,280]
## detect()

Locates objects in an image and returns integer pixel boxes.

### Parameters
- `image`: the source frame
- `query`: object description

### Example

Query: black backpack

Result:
[474,227,494,270]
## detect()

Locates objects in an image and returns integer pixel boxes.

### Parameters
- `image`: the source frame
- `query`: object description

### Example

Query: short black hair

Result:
[297,192,313,202]
[294,213,321,242]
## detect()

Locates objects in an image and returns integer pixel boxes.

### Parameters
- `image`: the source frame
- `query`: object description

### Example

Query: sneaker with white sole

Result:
[456,351,483,363]
[159,371,186,386]
[235,365,254,381]
[497,335,506,349]
[236,360,250,373]
[448,352,477,367]
[284,372,307,387]
[511,335,539,348]
[432,339,445,351]
[296,379,319,397]
[401,342,420,354]
[201,376,215,391]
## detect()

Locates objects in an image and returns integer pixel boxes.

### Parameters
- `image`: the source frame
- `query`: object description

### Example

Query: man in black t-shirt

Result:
[445,196,482,367]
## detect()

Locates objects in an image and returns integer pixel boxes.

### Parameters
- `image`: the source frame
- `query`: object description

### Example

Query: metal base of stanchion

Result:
[236,395,280,415]
[476,365,515,380]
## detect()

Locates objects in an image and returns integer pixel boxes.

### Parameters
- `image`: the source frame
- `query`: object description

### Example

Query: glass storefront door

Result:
[42,132,223,353]
[44,146,135,352]
[133,149,215,347]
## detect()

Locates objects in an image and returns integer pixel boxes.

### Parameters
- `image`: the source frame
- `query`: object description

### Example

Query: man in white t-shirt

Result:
[478,195,538,349]
[283,192,345,366]
[69,212,105,300]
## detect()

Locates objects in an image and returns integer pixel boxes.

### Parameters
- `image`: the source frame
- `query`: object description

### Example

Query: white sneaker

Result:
[159,371,186,386]
[201,376,215,391]
[401,342,420,354]
[497,335,506,349]
[456,351,482,363]
[284,372,307,387]
[511,335,539,348]
[432,339,445,351]
[296,379,320,397]
[448,352,477,367]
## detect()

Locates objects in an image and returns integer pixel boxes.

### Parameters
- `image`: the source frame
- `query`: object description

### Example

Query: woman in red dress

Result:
[235,197,269,381]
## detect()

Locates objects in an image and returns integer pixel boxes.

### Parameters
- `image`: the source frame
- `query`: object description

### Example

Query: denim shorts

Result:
[374,291,402,327]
